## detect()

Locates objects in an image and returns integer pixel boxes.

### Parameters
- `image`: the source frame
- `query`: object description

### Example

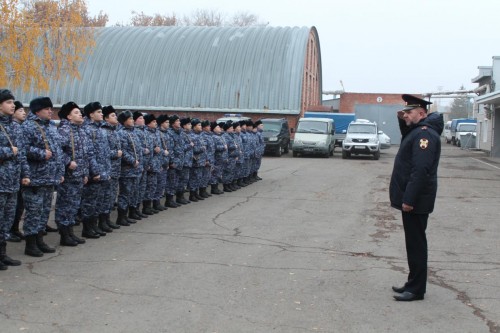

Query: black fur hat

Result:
[210,121,219,131]
[144,113,156,125]
[157,114,170,125]
[83,101,102,117]
[246,120,254,127]
[102,105,117,118]
[133,111,144,121]
[169,114,180,125]
[222,121,233,131]
[30,97,53,113]
[118,110,133,124]
[254,120,262,127]
[0,89,15,104]
[14,101,24,111]
[201,120,210,128]
[59,102,79,119]
[191,118,201,126]
[180,117,191,127]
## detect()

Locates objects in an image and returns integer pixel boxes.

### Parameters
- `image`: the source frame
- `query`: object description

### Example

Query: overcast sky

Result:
[87,0,500,96]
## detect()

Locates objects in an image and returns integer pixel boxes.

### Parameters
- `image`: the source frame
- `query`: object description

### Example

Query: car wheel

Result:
[293,151,298,157]
[342,150,348,159]
[457,140,461,147]
[373,150,380,160]
[284,143,289,154]
[276,147,282,157]
[329,146,334,156]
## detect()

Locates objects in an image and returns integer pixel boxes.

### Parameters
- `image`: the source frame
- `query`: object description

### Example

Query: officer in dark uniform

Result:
[390,94,443,301]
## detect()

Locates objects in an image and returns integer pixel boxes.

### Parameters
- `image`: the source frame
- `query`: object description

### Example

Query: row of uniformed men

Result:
[0,89,265,270]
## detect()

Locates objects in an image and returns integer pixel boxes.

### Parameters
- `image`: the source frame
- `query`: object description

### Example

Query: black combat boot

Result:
[98,214,113,233]
[194,190,204,200]
[68,225,86,244]
[189,191,199,202]
[91,216,106,236]
[82,217,100,239]
[232,180,241,190]
[59,225,78,247]
[116,208,130,226]
[24,234,43,257]
[200,187,210,198]
[166,195,180,208]
[255,172,262,181]
[176,192,189,205]
[105,213,120,229]
[142,200,155,215]
[128,206,142,221]
[223,184,232,192]
[237,178,247,187]
[153,200,167,211]
[211,184,223,195]
[36,232,56,253]
[0,241,22,266]
[136,205,149,218]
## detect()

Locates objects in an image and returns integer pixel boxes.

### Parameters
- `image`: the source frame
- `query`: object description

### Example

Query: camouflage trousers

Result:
[177,167,190,192]
[22,186,54,236]
[55,179,84,227]
[135,171,147,206]
[0,192,17,242]
[81,182,102,219]
[201,165,211,188]
[222,159,236,184]
[118,177,140,210]
[244,158,252,177]
[188,167,203,191]
[155,169,168,200]
[96,180,112,214]
[211,162,224,185]
[252,157,262,173]
[236,160,245,179]
[166,168,178,196]
[144,172,158,201]
[108,177,119,212]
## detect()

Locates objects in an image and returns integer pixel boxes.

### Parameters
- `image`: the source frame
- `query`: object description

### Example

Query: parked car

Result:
[378,131,391,149]
[455,122,477,147]
[261,118,290,156]
[342,119,380,160]
[292,117,335,158]
[216,113,251,124]
[444,120,452,143]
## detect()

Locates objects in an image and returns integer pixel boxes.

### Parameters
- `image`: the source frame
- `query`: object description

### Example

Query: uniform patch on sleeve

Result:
[419,138,429,149]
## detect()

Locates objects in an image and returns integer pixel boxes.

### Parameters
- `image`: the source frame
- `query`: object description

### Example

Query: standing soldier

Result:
[21,96,64,257]
[200,120,214,197]
[8,100,27,242]
[142,114,163,215]
[55,102,89,246]
[239,120,251,186]
[245,120,257,184]
[166,115,183,208]
[222,121,237,192]
[81,102,111,238]
[102,105,122,229]
[132,112,152,220]
[252,120,265,181]
[177,118,193,205]
[116,111,143,226]
[188,118,207,202]
[156,114,172,209]
[233,122,245,188]
[210,122,227,195]
[0,90,29,268]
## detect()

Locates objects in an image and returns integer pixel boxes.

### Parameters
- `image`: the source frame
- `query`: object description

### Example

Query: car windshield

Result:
[348,124,376,134]
[459,124,476,132]
[297,121,327,134]
[263,122,281,132]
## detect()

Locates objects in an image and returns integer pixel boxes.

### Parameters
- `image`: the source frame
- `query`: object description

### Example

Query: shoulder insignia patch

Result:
[419,138,429,149]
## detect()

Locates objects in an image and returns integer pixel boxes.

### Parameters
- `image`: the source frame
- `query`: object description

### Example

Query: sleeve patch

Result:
[419,138,429,149]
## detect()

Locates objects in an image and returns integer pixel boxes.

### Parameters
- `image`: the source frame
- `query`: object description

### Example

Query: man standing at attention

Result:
[390,94,443,302]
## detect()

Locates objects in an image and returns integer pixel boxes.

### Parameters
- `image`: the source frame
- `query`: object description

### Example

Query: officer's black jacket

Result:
[389,112,444,214]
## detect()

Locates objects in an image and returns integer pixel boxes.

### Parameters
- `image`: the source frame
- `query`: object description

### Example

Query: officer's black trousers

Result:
[401,212,428,296]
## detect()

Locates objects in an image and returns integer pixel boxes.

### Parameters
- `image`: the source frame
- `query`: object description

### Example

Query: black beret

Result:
[191,118,201,126]
[30,97,53,113]
[210,121,219,131]
[133,111,144,121]
[118,110,133,124]
[144,114,156,125]
[83,101,102,117]
[169,114,180,125]
[102,105,117,118]
[201,120,210,128]
[59,102,79,120]
[254,120,262,127]
[0,89,15,104]
[14,101,24,111]
[223,121,233,131]
[157,114,169,125]
[180,117,191,127]
[401,94,432,112]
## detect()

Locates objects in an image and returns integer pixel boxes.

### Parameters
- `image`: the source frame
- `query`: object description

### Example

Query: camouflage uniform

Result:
[178,129,193,193]
[144,126,162,201]
[134,125,153,207]
[102,121,122,214]
[166,126,184,196]
[222,131,237,185]
[117,125,143,211]
[201,130,214,189]
[157,127,172,200]
[234,131,245,180]
[21,112,64,236]
[211,131,228,186]
[189,129,207,192]
[252,128,265,175]
[55,119,90,227]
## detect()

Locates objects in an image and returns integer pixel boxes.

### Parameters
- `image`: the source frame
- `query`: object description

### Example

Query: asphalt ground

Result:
[1,140,499,333]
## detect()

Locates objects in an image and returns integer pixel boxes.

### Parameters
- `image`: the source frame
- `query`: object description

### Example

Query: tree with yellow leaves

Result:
[0,0,107,92]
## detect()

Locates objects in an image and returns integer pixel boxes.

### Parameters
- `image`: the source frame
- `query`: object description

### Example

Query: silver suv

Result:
[342,119,380,160]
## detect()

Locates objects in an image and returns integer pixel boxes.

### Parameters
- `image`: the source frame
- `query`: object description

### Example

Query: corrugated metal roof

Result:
[12,26,316,114]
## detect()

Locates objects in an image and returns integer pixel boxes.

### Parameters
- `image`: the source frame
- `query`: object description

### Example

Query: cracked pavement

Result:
[0,144,499,332]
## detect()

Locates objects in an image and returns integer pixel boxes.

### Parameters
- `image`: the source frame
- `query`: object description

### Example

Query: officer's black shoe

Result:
[105,213,120,229]
[24,235,43,257]
[116,208,130,226]
[255,173,262,181]
[45,224,58,233]
[189,191,199,202]
[59,226,78,247]
[98,214,113,233]
[36,232,56,253]
[82,219,100,239]
[393,291,424,302]
[129,207,142,220]
[6,233,21,243]
[210,184,221,195]
[237,179,247,187]
[0,241,22,266]
[153,200,167,211]
[142,200,155,215]
[232,181,241,190]
[392,286,406,293]
[68,225,86,244]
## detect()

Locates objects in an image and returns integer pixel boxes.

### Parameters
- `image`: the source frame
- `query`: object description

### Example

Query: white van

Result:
[292,118,335,158]
[444,120,452,143]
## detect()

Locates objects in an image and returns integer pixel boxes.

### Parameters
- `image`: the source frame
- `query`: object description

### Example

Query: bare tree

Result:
[130,11,177,26]
[183,9,224,26]
[230,11,260,27]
